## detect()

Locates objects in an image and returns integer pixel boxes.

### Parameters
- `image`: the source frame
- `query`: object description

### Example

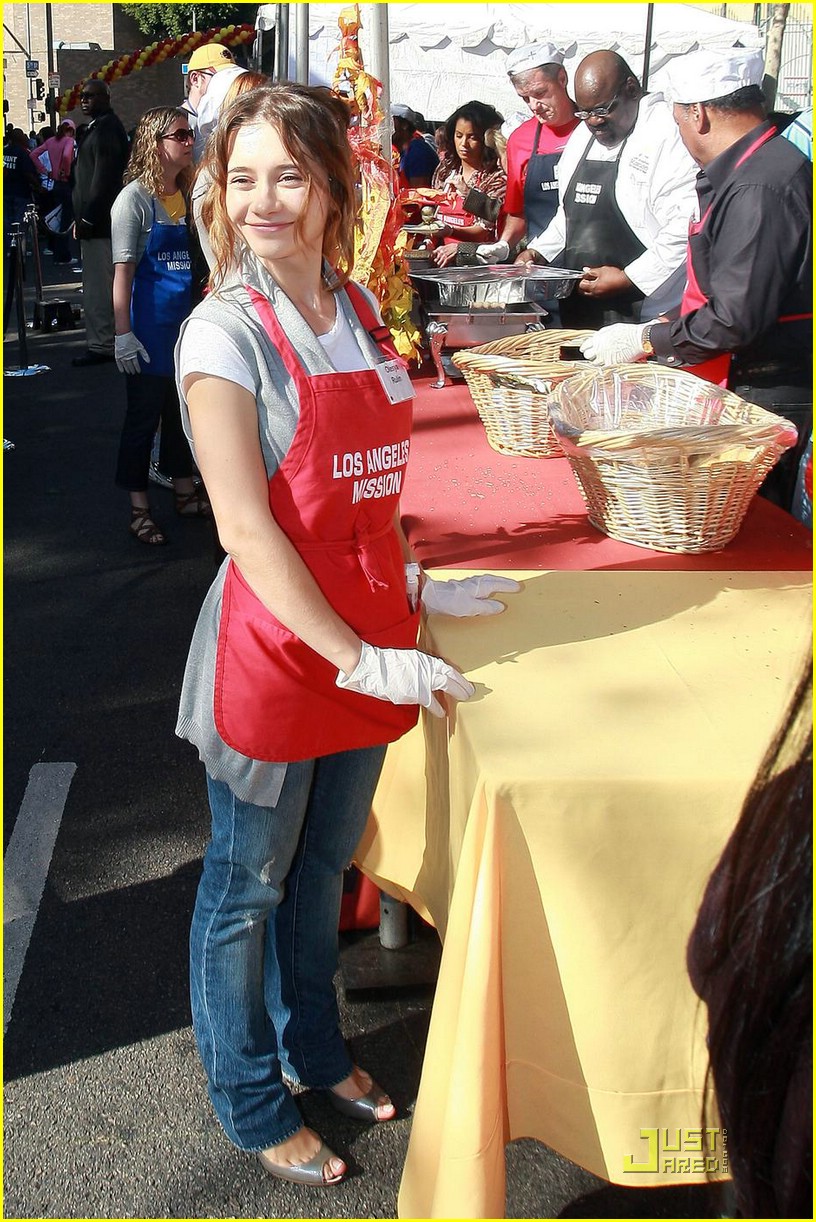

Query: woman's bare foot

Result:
[260,1126,346,1184]
[330,1065,396,1121]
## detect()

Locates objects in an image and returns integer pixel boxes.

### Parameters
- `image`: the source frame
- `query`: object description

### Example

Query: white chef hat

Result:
[664,48,764,105]
[506,42,565,77]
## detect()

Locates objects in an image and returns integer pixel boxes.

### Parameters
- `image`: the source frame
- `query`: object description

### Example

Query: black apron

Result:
[523,121,562,241]
[559,136,646,329]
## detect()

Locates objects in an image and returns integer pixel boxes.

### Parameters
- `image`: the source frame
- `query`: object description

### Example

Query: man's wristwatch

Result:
[641,324,655,356]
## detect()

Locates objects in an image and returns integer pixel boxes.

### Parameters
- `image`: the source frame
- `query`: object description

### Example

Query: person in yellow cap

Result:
[181,42,236,128]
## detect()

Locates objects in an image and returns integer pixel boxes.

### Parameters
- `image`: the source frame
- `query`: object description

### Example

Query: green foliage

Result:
[121,5,255,41]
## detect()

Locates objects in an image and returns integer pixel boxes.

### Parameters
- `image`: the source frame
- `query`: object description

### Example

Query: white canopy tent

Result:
[257,3,764,122]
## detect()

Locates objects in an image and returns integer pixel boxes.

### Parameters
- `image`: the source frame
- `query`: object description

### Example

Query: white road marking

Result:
[4,762,76,1033]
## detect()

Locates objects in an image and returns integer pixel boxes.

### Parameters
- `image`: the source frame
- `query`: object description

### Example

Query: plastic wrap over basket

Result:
[548,365,799,553]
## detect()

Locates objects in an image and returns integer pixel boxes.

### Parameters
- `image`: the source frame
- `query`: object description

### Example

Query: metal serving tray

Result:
[409,263,581,307]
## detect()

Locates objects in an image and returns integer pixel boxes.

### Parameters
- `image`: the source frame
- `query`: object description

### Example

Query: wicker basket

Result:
[451,328,595,458]
[550,365,799,553]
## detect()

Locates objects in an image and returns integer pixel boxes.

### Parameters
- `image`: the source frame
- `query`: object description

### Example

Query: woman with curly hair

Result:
[431,99,507,267]
[111,105,210,545]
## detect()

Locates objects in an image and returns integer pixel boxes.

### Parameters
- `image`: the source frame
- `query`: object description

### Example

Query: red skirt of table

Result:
[400,374,812,572]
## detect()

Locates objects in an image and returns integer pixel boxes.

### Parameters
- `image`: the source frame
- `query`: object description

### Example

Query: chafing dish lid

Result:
[407,264,583,284]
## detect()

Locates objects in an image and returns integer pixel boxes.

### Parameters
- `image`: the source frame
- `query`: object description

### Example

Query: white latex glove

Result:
[422,574,521,617]
[579,323,652,366]
[475,239,511,264]
[336,642,475,718]
[115,331,150,375]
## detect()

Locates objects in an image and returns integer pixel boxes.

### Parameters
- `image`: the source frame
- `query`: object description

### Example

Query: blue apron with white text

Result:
[131,201,192,377]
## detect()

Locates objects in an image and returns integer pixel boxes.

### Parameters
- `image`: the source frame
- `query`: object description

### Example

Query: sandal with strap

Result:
[130,507,166,546]
[175,488,211,518]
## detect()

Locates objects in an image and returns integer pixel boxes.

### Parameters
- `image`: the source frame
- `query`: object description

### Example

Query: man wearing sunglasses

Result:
[518,50,697,329]
[71,79,129,366]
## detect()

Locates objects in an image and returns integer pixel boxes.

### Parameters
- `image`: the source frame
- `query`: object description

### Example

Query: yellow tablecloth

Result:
[357,568,812,1219]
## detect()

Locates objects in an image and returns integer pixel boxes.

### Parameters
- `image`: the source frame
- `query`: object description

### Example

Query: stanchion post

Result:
[13,226,30,369]
[3,226,20,336]
[25,204,44,320]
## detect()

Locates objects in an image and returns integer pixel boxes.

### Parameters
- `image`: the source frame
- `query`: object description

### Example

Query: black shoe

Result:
[71,350,114,367]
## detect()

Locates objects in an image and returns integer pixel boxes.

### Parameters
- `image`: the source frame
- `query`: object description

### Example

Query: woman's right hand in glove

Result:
[114,331,150,375]
[336,641,474,717]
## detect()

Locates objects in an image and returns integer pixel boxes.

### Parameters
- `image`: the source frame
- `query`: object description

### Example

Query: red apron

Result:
[680,125,811,387]
[436,179,500,244]
[214,282,420,762]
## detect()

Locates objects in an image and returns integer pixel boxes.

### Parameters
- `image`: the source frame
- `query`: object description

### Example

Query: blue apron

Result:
[131,201,192,377]
[523,121,562,241]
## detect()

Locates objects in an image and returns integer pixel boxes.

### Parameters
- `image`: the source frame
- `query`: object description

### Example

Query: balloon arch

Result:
[56,24,256,114]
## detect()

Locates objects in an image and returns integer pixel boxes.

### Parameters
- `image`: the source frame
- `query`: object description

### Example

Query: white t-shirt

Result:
[178,286,374,392]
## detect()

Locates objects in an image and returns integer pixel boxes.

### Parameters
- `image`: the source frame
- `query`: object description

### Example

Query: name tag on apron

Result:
[375,359,415,404]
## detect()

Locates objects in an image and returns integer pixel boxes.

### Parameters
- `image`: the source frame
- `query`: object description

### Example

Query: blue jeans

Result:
[189,745,386,1150]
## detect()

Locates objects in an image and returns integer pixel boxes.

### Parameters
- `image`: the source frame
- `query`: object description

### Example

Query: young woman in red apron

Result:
[177,86,499,1191]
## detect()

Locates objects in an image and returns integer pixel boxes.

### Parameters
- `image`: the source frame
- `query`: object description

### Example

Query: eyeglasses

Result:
[159,129,196,144]
[574,85,626,122]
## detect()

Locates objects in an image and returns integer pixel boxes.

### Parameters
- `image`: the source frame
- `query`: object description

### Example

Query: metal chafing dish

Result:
[408,264,582,387]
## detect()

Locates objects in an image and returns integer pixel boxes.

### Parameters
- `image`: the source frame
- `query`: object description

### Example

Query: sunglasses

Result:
[159,129,196,144]
[79,91,105,101]
[574,85,626,122]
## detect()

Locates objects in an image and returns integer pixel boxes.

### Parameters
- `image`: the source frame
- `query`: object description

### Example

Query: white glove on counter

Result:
[475,239,511,264]
[336,642,475,717]
[580,323,654,366]
[115,331,150,375]
[422,574,521,617]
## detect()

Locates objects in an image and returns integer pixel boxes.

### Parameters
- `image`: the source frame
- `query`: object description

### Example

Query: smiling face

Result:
[225,121,328,272]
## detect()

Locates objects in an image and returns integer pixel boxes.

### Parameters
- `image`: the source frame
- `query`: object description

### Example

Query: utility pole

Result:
[26,4,34,126]
[45,2,56,123]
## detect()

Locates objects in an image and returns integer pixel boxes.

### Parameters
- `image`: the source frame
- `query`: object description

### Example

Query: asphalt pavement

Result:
[3,238,724,1220]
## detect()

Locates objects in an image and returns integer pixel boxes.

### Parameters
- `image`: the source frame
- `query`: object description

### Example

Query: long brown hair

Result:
[200,83,356,291]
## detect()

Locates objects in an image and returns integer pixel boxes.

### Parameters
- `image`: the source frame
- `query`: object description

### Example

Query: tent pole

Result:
[368,4,391,165]
[642,3,655,88]
[294,3,309,84]
[274,3,290,82]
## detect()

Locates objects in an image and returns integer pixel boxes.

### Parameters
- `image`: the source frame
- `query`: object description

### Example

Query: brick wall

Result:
[58,54,186,133]
[3,3,191,135]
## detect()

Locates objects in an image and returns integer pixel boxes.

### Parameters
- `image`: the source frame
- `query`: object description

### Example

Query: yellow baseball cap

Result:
[187,44,235,73]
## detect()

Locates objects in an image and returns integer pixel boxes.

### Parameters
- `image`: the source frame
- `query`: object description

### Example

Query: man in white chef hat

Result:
[580,47,812,509]
[498,42,579,252]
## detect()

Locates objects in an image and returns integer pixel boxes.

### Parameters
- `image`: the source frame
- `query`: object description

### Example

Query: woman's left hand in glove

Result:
[421,574,522,617]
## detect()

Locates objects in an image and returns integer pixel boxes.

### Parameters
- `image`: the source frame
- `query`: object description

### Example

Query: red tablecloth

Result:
[401,375,812,571]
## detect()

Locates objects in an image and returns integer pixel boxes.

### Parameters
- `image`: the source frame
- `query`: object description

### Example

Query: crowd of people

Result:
[4,33,811,1212]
